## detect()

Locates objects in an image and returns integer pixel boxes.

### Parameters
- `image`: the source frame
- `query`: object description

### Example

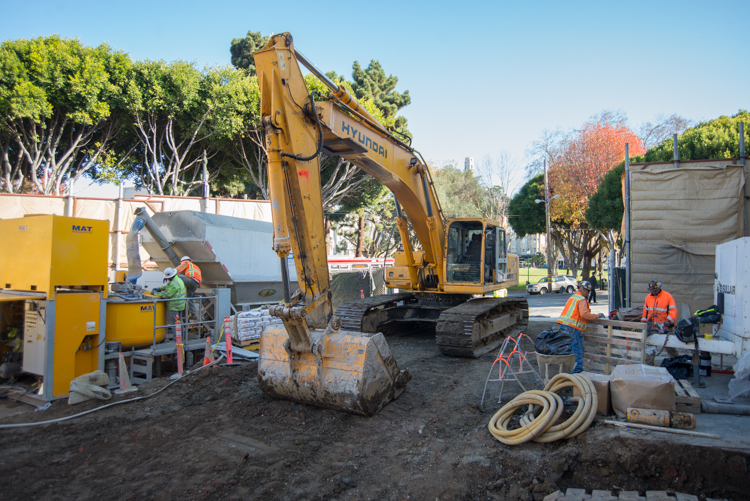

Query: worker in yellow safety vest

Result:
[557,281,604,373]
[176,255,202,317]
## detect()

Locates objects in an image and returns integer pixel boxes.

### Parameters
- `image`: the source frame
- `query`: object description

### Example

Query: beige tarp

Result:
[629,163,745,313]
[0,195,65,218]
[0,194,272,272]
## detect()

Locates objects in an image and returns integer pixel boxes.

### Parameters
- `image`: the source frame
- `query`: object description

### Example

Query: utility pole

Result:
[545,159,553,294]
[535,159,559,294]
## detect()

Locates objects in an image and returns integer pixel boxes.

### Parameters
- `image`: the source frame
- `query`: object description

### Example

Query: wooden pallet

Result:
[675,379,702,414]
[234,338,260,351]
[582,319,648,375]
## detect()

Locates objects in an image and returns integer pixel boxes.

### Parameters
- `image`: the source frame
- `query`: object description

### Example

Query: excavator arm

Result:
[254,33,413,415]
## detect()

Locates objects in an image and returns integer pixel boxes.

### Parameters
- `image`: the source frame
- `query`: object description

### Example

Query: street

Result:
[508,288,611,319]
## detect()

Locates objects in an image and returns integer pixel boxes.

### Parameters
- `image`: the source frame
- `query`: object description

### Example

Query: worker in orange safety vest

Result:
[557,281,604,373]
[640,280,677,327]
[176,256,202,317]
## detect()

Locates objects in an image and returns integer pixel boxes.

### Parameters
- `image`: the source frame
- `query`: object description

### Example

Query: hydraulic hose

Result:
[488,373,598,445]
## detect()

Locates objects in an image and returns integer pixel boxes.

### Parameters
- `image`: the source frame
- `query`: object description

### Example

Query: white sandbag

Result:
[68,370,112,405]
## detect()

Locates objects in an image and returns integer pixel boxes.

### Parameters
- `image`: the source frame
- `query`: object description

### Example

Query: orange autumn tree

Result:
[548,122,644,278]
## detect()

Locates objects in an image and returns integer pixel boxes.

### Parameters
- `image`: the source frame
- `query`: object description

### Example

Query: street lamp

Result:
[535,159,559,295]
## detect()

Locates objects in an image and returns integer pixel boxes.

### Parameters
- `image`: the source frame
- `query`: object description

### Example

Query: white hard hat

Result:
[164,268,177,279]
[180,256,191,261]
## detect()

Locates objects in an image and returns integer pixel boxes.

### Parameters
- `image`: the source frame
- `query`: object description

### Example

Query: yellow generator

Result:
[0,215,109,399]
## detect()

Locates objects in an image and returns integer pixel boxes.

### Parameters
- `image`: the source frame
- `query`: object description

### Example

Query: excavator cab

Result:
[445,220,508,286]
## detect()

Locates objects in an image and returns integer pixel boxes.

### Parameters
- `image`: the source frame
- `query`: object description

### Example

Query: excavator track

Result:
[335,293,417,333]
[436,297,529,358]
[335,294,529,359]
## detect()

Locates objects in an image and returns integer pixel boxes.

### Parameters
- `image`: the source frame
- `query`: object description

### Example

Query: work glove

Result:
[640,318,647,322]
[598,313,605,319]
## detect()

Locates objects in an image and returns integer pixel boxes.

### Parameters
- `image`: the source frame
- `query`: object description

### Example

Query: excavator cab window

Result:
[495,227,507,282]
[446,221,483,283]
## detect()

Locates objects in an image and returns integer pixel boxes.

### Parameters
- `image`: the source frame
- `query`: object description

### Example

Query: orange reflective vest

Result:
[642,290,677,324]
[177,261,202,285]
[557,293,590,331]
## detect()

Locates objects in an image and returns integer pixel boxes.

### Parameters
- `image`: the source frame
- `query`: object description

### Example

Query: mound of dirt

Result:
[1,322,747,500]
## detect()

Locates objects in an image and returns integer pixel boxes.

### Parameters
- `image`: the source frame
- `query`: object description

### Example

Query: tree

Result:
[548,121,645,278]
[0,36,132,194]
[637,113,693,151]
[523,128,567,179]
[431,166,484,219]
[640,110,750,163]
[507,174,546,238]
[229,31,269,76]
[351,60,411,135]
[125,62,254,195]
[476,153,519,222]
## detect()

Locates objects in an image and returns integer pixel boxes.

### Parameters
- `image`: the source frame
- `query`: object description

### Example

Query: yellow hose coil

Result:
[487,373,598,445]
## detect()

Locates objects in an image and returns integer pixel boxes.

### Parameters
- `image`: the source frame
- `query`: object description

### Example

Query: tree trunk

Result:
[356,216,365,257]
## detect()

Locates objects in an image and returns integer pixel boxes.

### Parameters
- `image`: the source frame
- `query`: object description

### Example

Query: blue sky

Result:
[3,0,748,196]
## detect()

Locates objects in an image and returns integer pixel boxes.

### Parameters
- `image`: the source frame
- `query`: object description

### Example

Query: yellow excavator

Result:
[255,33,528,415]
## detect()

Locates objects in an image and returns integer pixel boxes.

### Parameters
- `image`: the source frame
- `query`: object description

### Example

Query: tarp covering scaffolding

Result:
[628,161,746,313]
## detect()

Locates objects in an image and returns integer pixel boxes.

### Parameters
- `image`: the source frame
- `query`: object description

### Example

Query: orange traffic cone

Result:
[203,336,215,366]
[114,352,137,394]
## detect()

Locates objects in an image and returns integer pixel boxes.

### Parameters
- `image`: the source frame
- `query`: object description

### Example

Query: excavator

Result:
[254,33,528,415]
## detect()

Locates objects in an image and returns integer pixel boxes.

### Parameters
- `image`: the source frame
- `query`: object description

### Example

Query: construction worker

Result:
[640,280,677,329]
[175,255,201,317]
[641,280,679,361]
[557,281,604,373]
[152,268,186,339]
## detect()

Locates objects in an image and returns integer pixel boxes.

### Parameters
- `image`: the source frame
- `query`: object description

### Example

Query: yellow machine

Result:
[0,215,109,399]
[254,34,528,415]
[0,215,169,399]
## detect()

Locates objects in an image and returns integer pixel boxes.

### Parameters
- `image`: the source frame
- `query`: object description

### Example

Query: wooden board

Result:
[674,379,701,414]
[582,319,648,375]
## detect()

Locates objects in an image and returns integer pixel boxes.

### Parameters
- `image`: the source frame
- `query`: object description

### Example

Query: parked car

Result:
[526,276,578,295]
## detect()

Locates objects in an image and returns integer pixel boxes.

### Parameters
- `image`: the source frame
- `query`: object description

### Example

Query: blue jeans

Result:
[560,324,584,373]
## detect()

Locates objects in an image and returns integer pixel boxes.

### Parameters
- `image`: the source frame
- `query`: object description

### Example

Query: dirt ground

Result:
[1,321,748,501]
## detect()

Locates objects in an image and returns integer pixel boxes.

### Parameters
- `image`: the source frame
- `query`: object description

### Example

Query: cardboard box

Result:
[573,371,613,416]
[609,364,675,419]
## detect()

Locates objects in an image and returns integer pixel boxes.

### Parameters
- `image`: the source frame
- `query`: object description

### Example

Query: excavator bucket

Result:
[257,323,411,416]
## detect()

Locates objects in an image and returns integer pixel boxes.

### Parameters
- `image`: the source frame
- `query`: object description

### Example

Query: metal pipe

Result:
[280,256,292,304]
[609,244,615,312]
[624,144,631,308]
[701,400,750,415]
[134,207,181,267]
[740,122,747,237]
[113,184,123,271]
[544,159,553,293]
[421,174,434,218]
[673,134,679,169]
[294,49,338,92]
[393,194,402,219]
[65,180,74,217]
[202,151,209,213]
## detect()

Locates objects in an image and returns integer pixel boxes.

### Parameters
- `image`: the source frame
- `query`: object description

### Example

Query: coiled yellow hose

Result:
[488,373,598,445]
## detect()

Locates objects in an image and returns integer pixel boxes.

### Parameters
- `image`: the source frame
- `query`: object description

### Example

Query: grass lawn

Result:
[509,268,580,290]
